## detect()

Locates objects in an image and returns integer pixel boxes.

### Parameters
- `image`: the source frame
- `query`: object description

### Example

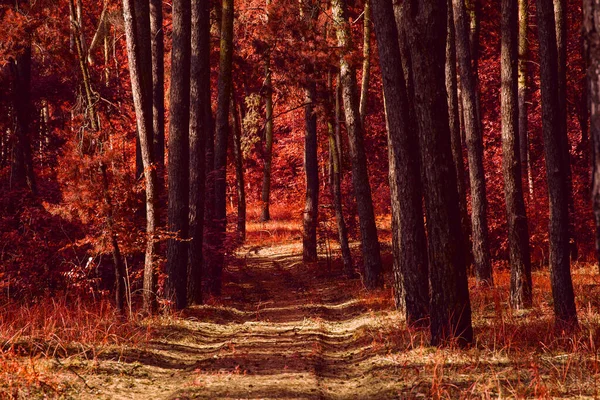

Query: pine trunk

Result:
[453,0,493,283]
[166,0,191,310]
[400,0,473,346]
[501,0,533,309]
[536,0,577,330]
[332,0,383,289]
[370,0,429,325]
[303,83,319,262]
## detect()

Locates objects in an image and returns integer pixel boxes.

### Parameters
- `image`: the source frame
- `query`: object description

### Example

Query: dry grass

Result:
[1,240,600,399]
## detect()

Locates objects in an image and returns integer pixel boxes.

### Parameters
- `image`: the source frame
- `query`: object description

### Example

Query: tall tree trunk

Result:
[209,0,234,296]
[328,73,353,274]
[584,0,600,273]
[359,0,371,125]
[370,0,429,325]
[553,0,578,262]
[9,46,36,194]
[166,0,191,310]
[399,0,473,346]
[466,0,481,126]
[151,0,165,172]
[332,0,383,289]
[261,0,274,222]
[501,0,533,310]
[453,0,493,284]
[303,83,319,262]
[188,0,210,305]
[536,0,577,330]
[231,94,246,242]
[122,0,159,314]
[100,162,127,314]
[518,0,533,196]
[446,0,472,268]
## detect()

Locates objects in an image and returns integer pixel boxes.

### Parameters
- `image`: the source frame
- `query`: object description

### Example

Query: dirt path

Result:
[72,243,413,399]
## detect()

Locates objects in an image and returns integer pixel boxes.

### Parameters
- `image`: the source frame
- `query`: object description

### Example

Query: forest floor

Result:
[3,240,600,399]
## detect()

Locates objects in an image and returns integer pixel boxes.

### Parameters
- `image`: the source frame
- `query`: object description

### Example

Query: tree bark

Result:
[446,0,472,268]
[9,46,36,194]
[518,0,533,196]
[261,0,274,222]
[501,0,533,310]
[122,0,159,314]
[359,0,371,125]
[151,0,165,172]
[209,0,234,296]
[453,0,493,284]
[399,0,473,346]
[303,83,319,262]
[188,0,210,305]
[370,0,429,325]
[584,0,600,273]
[231,93,246,242]
[536,0,577,330]
[328,73,353,274]
[332,0,383,289]
[166,0,191,310]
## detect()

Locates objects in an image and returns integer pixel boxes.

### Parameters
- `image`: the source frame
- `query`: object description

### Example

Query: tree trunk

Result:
[231,94,246,242]
[122,0,159,314]
[370,0,429,325]
[166,0,191,310]
[303,83,319,262]
[100,162,127,314]
[188,0,210,305]
[9,46,36,194]
[359,0,371,125]
[536,0,577,330]
[209,0,234,296]
[151,0,165,172]
[501,0,533,310]
[399,0,473,346]
[584,0,600,273]
[518,0,533,196]
[453,0,493,284]
[446,0,472,268]
[327,73,353,274]
[260,0,274,222]
[332,0,383,289]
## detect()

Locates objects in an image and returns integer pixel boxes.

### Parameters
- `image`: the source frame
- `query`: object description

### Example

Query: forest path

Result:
[76,242,416,400]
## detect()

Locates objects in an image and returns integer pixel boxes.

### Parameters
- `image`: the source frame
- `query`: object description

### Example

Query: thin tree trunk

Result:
[209,0,234,296]
[536,0,577,330]
[231,94,246,242]
[518,0,533,196]
[122,0,159,314]
[453,0,493,284]
[359,0,371,125]
[151,0,165,172]
[188,0,210,305]
[332,0,382,289]
[446,0,472,268]
[260,0,274,222]
[328,73,353,274]
[166,0,191,310]
[303,83,319,262]
[501,0,533,309]
[399,0,473,346]
[370,0,429,325]
[584,0,600,273]
[9,46,36,194]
